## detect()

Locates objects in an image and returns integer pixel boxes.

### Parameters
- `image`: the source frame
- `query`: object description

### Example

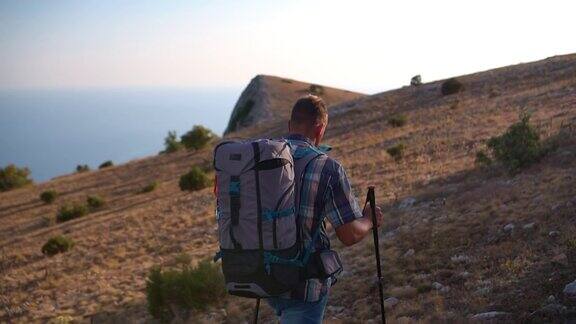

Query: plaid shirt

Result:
[285,134,363,302]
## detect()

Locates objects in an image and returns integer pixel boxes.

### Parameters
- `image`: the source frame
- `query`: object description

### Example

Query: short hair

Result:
[290,95,328,127]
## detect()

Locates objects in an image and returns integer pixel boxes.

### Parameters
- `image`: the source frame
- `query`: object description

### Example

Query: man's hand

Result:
[335,205,384,246]
[362,204,383,228]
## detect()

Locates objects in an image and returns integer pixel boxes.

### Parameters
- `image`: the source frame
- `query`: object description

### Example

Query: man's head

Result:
[288,95,328,146]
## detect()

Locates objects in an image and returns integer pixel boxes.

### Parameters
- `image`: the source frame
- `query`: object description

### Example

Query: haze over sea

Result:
[0,87,238,182]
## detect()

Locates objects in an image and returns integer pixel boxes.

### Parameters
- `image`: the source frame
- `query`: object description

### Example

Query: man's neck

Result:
[288,133,316,145]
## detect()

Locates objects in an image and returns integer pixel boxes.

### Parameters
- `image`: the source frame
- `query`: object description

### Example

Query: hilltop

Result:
[224,75,364,134]
[1,54,576,323]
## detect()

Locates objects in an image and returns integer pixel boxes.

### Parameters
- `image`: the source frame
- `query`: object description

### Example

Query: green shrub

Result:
[180,125,216,151]
[146,260,226,321]
[99,161,113,169]
[0,164,33,192]
[179,166,211,192]
[486,114,543,173]
[309,84,324,95]
[86,195,105,210]
[475,151,493,167]
[141,181,159,194]
[441,78,464,96]
[41,235,75,256]
[387,143,406,161]
[162,131,184,154]
[40,190,59,204]
[57,203,89,223]
[388,114,408,127]
[411,75,422,86]
[76,164,90,173]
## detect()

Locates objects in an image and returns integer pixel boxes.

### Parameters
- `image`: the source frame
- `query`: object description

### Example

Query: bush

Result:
[40,190,59,204]
[441,78,464,96]
[76,164,90,173]
[141,181,159,194]
[309,84,324,95]
[162,131,184,154]
[475,151,493,167]
[179,166,211,192]
[99,161,113,169]
[180,125,216,151]
[41,235,75,256]
[388,114,408,127]
[56,203,89,223]
[411,75,422,86]
[387,143,406,162]
[486,114,543,173]
[146,260,226,321]
[0,164,33,192]
[86,195,105,210]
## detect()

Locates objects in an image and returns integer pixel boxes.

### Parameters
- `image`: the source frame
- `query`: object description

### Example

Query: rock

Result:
[399,197,417,209]
[563,280,576,300]
[549,231,560,238]
[523,222,536,230]
[384,297,399,309]
[451,254,471,264]
[547,295,556,304]
[460,271,472,279]
[327,306,345,314]
[535,303,567,317]
[390,286,418,298]
[440,286,451,293]
[432,282,444,290]
[552,253,568,265]
[403,249,415,258]
[474,287,492,297]
[470,311,512,320]
[504,223,515,232]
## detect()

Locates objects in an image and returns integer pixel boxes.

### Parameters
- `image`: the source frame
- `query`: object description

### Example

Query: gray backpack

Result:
[213,139,331,298]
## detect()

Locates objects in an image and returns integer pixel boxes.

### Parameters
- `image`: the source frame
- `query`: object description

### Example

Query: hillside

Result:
[1,54,576,323]
[224,75,364,134]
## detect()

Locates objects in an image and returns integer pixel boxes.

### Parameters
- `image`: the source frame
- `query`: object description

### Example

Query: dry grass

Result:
[1,54,576,323]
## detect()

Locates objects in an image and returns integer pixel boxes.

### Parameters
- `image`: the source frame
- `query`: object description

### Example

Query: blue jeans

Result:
[266,294,329,324]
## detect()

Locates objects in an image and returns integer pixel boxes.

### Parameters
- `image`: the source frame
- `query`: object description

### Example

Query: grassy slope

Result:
[1,54,575,323]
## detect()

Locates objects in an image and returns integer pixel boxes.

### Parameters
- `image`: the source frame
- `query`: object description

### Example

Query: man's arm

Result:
[322,161,384,246]
[335,205,383,246]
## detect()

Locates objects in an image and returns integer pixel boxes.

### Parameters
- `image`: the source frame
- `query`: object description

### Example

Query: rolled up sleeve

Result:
[323,163,363,228]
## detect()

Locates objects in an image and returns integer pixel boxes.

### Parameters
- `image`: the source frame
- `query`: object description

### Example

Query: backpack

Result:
[213,138,327,298]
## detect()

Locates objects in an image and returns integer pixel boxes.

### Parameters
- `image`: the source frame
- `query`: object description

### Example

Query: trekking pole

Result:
[253,298,260,324]
[367,186,386,324]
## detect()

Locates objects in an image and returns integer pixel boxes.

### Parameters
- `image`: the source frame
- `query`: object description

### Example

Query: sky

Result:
[1,0,575,94]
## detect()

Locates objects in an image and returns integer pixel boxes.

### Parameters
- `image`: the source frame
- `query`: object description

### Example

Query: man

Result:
[266,95,384,323]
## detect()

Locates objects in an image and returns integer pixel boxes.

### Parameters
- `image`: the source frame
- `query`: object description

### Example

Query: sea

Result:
[0,87,240,182]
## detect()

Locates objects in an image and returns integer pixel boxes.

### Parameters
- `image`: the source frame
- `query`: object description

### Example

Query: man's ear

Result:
[314,123,326,146]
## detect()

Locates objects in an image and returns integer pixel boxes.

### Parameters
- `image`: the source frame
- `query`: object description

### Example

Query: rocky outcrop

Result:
[224,75,364,135]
